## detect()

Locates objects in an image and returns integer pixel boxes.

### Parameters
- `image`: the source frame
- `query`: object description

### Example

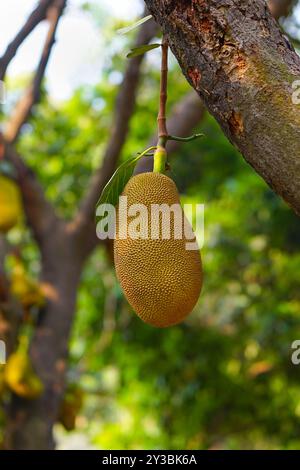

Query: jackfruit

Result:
[114,172,203,327]
[4,343,44,399]
[10,260,45,310]
[58,385,83,431]
[0,175,22,233]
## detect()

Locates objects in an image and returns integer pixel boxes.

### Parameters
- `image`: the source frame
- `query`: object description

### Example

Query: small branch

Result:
[267,0,296,20]
[167,133,204,142]
[74,13,158,233]
[157,38,169,145]
[4,0,67,144]
[135,92,206,174]
[0,0,55,81]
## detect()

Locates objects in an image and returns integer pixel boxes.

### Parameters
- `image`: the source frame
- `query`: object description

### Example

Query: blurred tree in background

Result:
[1,0,300,450]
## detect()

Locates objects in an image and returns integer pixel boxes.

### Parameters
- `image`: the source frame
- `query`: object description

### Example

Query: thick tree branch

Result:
[5,0,67,144]
[136,0,294,174]
[75,15,158,229]
[144,0,300,216]
[0,0,55,81]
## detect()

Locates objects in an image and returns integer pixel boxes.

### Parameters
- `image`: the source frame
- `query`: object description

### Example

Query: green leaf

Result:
[117,15,153,35]
[167,133,205,143]
[95,146,157,222]
[96,157,138,214]
[126,43,161,59]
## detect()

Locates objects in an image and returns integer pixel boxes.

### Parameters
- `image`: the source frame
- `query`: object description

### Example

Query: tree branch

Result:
[4,0,67,144]
[136,0,294,174]
[267,0,297,20]
[74,15,158,230]
[0,0,55,81]
[144,0,300,216]
[3,144,61,246]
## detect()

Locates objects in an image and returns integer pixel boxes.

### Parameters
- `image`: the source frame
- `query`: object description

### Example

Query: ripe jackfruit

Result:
[114,172,203,327]
[4,349,44,399]
[0,175,22,233]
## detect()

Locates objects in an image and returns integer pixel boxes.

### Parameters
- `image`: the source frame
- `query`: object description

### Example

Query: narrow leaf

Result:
[126,43,161,59]
[95,147,156,222]
[96,157,138,219]
[167,133,205,143]
[117,15,153,35]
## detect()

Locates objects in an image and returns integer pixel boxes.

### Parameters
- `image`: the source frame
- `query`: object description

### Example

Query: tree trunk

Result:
[144,0,300,215]
[4,224,85,449]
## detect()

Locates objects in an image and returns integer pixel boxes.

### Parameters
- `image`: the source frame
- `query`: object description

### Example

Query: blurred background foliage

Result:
[1,0,300,450]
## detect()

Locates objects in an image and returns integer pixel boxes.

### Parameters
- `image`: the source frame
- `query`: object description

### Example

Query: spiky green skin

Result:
[114,172,203,328]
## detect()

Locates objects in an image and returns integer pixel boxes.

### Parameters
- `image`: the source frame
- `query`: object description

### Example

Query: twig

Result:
[167,133,204,142]
[135,92,205,174]
[5,0,67,144]
[0,0,55,81]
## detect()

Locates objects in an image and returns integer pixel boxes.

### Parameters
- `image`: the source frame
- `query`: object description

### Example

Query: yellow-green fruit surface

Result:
[0,175,22,233]
[114,172,203,328]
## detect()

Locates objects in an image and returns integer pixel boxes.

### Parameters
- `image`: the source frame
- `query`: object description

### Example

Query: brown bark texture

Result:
[144,0,300,215]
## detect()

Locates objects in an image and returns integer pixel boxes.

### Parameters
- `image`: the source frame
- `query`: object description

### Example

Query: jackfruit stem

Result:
[157,38,168,143]
[153,146,167,173]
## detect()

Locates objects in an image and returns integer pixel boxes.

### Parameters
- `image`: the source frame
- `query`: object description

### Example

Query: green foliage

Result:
[126,44,161,58]
[117,15,153,35]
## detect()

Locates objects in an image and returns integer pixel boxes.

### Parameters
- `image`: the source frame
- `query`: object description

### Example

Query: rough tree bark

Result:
[143,0,300,215]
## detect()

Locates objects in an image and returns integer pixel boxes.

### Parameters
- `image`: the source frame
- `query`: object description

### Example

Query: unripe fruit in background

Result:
[10,259,45,310]
[0,175,22,233]
[114,172,203,328]
[4,349,44,400]
[58,385,84,432]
